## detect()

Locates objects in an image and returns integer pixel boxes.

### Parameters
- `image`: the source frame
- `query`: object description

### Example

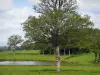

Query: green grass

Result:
[0,50,95,63]
[0,50,68,61]
[16,50,40,54]
[63,53,95,63]
[0,50,100,75]
[2,50,40,55]
[0,64,100,75]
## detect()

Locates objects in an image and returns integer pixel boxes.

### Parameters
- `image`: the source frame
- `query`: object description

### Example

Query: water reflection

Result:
[0,61,56,65]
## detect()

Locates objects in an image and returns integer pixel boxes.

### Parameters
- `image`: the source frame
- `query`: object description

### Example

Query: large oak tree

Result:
[23,0,93,72]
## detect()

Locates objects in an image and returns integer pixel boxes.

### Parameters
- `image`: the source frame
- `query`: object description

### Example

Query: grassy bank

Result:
[0,50,99,75]
[0,64,100,75]
[0,50,95,63]
[0,50,55,61]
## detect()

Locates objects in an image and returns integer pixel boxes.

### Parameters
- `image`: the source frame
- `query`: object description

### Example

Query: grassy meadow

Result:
[0,50,95,63]
[0,50,99,75]
[0,65,100,75]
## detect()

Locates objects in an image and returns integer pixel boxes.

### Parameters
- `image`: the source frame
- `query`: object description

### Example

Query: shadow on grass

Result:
[64,54,84,60]
[29,69,100,74]
[29,69,85,72]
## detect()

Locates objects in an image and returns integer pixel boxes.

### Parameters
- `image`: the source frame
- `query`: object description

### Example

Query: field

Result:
[0,50,99,75]
[0,65,100,75]
[0,50,95,63]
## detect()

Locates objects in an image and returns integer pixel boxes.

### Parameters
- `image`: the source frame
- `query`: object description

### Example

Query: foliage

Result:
[21,40,34,50]
[0,46,8,51]
[7,35,23,55]
[22,0,94,71]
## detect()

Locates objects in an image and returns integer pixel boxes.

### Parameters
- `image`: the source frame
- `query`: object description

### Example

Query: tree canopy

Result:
[22,0,94,72]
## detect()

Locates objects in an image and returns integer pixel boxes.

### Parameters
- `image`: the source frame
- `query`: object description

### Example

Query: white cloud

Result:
[77,0,100,29]
[78,10,100,28]
[91,14,100,28]
[0,0,13,10]
[0,0,100,46]
[77,0,100,11]
[0,7,40,46]
[28,0,40,4]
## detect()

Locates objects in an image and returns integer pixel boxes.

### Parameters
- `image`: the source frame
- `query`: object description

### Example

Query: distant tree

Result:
[7,35,23,55]
[34,42,48,55]
[60,15,93,56]
[89,29,100,62]
[21,40,34,50]
[78,28,100,63]
[0,46,8,51]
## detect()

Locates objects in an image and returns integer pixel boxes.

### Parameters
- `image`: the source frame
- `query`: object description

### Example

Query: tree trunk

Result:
[13,46,16,55]
[56,46,60,72]
[50,49,51,55]
[14,52,15,55]
[13,49,15,55]
[95,52,97,62]
[43,49,44,55]
[64,48,66,56]
[68,49,70,56]
[99,53,100,62]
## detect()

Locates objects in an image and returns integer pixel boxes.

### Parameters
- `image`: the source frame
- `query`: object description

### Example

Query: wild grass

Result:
[0,50,95,64]
[0,50,99,75]
[0,64,100,75]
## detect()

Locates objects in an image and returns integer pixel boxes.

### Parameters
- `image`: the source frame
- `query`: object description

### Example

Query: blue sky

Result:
[0,0,100,46]
[13,0,32,8]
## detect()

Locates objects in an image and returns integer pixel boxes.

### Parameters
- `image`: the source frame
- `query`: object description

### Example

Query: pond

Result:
[0,61,75,65]
[0,61,56,65]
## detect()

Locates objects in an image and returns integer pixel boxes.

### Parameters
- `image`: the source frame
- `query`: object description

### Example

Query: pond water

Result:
[0,61,56,65]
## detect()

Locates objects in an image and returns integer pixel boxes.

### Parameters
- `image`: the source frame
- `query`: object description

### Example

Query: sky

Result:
[0,0,100,46]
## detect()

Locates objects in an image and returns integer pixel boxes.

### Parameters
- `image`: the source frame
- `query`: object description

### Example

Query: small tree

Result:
[7,35,23,55]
